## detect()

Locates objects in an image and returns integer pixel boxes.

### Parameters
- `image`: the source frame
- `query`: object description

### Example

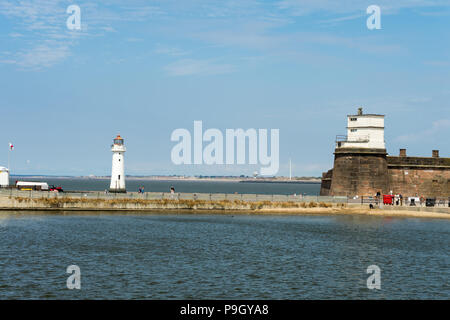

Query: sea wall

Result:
[0,195,339,211]
[1,195,449,219]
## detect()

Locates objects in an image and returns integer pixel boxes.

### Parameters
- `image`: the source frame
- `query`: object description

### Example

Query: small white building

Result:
[0,166,9,187]
[336,107,386,150]
[109,134,126,193]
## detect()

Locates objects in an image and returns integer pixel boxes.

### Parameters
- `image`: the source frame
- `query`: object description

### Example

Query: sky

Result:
[0,0,449,177]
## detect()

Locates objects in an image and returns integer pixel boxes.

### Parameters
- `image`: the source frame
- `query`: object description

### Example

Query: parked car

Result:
[49,185,64,192]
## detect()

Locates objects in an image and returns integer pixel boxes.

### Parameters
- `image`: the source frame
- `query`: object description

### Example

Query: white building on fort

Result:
[336,107,386,150]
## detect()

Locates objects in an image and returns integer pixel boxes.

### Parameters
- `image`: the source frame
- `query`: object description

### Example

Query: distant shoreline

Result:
[10,175,321,183]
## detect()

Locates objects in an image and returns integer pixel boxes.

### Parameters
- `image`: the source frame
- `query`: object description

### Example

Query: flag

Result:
[9,143,14,151]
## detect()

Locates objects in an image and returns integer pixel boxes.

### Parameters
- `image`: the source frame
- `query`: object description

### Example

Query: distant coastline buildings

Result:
[320,108,450,198]
[109,134,126,193]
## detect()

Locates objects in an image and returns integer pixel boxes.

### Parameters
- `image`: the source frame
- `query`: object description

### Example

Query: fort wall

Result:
[325,148,389,197]
[321,150,450,198]
[387,155,450,198]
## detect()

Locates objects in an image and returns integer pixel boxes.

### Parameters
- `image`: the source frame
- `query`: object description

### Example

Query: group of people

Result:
[138,186,145,194]
[392,193,404,206]
[375,191,404,206]
[377,191,429,206]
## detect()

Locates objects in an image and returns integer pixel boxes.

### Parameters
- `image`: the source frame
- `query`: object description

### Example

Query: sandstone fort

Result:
[320,108,450,198]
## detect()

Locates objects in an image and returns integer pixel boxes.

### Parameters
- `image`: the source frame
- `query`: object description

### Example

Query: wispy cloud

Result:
[0,0,82,69]
[192,27,405,56]
[318,13,365,24]
[165,59,235,76]
[0,1,163,69]
[1,0,448,71]
[424,60,450,67]
[9,32,24,38]
[154,44,191,56]
[1,41,70,70]
[395,119,450,142]
[276,0,450,16]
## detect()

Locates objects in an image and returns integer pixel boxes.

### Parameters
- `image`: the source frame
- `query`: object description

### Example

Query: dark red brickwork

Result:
[320,150,450,198]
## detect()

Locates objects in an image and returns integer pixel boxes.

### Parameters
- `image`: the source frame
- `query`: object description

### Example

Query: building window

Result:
[350,118,357,121]
[351,129,357,132]
[118,175,121,180]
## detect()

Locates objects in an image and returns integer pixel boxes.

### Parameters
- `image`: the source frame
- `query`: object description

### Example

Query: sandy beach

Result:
[256,207,450,219]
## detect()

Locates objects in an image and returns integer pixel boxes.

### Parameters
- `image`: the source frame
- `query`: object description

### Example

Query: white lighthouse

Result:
[109,134,126,193]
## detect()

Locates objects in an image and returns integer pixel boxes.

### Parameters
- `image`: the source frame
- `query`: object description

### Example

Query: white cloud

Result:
[154,44,190,56]
[1,0,448,70]
[6,43,70,69]
[395,119,450,142]
[0,1,163,69]
[424,61,450,67]
[165,59,235,76]
[9,32,24,37]
[276,0,450,16]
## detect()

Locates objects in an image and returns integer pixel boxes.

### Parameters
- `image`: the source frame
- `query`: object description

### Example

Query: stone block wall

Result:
[320,169,333,196]
[387,156,450,198]
[328,148,389,197]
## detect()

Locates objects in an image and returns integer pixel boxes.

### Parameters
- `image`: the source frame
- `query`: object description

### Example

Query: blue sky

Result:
[0,0,449,176]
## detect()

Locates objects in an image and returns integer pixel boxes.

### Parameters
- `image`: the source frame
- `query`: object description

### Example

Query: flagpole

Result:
[8,143,12,175]
[289,158,292,181]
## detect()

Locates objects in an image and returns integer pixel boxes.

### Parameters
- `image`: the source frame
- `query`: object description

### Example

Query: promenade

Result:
[0,188,448,218]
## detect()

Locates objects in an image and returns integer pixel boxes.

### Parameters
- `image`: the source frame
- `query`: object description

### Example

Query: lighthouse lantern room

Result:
[109,134,126,193]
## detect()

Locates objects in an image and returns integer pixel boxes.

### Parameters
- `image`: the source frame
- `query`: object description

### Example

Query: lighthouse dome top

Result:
[113,134,124,145]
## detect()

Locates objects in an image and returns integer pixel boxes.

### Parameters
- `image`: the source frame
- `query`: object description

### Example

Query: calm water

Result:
[0,212,448,299]
[10,177,321,195]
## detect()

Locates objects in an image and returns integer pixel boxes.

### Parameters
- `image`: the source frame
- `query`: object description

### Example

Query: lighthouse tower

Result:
[109,134,126,193]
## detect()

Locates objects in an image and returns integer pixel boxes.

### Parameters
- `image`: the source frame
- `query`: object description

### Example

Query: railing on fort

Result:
[335,135,370,144]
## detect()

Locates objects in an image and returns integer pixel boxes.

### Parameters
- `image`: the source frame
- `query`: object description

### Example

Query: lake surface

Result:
[10,177,321,195]
[0,212,448,299]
